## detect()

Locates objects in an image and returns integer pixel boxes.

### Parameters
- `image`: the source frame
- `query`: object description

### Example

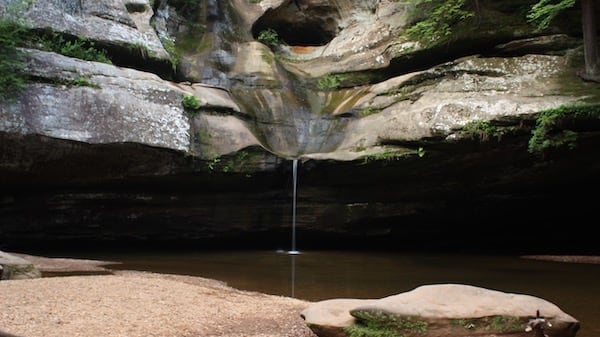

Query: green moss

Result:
[205,150,260,173]
[449,316,524,332]
[379,75,441,103]
[459,120,511,141]
[528,103,600,153]
[182,94,202,115]
[43,32,112,64]
[359,107,382,117]
[488,315,523,333]
[160,37,180,70]
[345,311,428,337]
[260,47,275,66]
[317,74,348,90]
[257,28,286,47]
[70,75,101,88]
[0,20,29,101]
[362,148,423,164]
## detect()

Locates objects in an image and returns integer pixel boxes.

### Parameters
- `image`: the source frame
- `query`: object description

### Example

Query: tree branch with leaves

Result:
[528,0,599,81]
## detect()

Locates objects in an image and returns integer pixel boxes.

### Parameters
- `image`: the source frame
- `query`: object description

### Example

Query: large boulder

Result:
[301,284,580,337]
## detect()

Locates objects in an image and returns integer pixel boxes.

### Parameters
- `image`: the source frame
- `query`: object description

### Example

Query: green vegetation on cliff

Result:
[528,104,600,153]
[404,0,474,46]
[0,20,27,101]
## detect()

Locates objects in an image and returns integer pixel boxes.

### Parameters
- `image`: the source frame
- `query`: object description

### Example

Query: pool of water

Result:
[72,250,599,337]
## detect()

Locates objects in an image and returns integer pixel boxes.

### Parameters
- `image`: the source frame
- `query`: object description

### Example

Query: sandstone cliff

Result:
[0,0,598,252]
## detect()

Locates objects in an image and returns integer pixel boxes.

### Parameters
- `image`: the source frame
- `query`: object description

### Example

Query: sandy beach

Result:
[0,254,317,337]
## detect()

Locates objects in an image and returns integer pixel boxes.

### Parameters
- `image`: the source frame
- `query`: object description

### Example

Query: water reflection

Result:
[291,254,296,298]
[98,250,600,337]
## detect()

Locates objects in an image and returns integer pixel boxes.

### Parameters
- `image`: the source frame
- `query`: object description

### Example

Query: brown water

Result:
[93,250,600,337]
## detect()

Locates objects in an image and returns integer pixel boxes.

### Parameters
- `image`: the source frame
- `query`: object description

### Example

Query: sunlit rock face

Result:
[0,49,190,151]
[0,0,170,61]
[0,0,599,251]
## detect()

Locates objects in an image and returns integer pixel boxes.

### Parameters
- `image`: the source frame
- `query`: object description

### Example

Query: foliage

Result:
[257,28,286,47]
[317,74,348,90]
[359,107,382,117]
[527,0,576,31]
[345,311,428,337]
[205,151,254,173]
[0,0,33,101]
[404,0,474,46]
[362,149,416,164]
[181,94,201,115]
[449,316,524,332]
[207,157,220,171]
[160,36,180,70]
[32,31,112,64]
[460,120,509,141]
[55,36,112,64]
[528,104,600,153]
[489,315,523,333]
[0,20,28,101]
[70,75,101,88]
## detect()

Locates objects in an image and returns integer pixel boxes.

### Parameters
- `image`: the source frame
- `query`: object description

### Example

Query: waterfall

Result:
[289,158,300,254]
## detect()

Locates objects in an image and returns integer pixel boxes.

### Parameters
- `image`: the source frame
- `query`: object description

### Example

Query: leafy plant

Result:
[182,94,202,115]
[207,157,221,171]
[460,120,507,141]
[404,0,474,46]
[257,28,286,46]
[362,151,406,164]
[160,36,180,70]
[40,32,112,64]
[527,0,576,31]
[528,104,600,153]
[0,20,28,101]
[0,0,33,101]
[317,74,347,90]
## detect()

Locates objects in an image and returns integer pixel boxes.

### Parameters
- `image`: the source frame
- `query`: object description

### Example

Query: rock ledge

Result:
[301,283,580,337]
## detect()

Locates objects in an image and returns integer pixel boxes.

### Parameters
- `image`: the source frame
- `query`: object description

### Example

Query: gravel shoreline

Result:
[0,254,317,337]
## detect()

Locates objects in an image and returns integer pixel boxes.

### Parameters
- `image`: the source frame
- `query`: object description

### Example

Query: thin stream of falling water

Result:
[289,159,300,255]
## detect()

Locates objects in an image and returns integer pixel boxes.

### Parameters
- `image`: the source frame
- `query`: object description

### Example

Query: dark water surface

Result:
[72,250,599,337]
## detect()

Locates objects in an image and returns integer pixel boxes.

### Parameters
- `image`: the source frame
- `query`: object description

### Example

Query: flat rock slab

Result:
[0,251,41,280]
[301,283,580,337]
